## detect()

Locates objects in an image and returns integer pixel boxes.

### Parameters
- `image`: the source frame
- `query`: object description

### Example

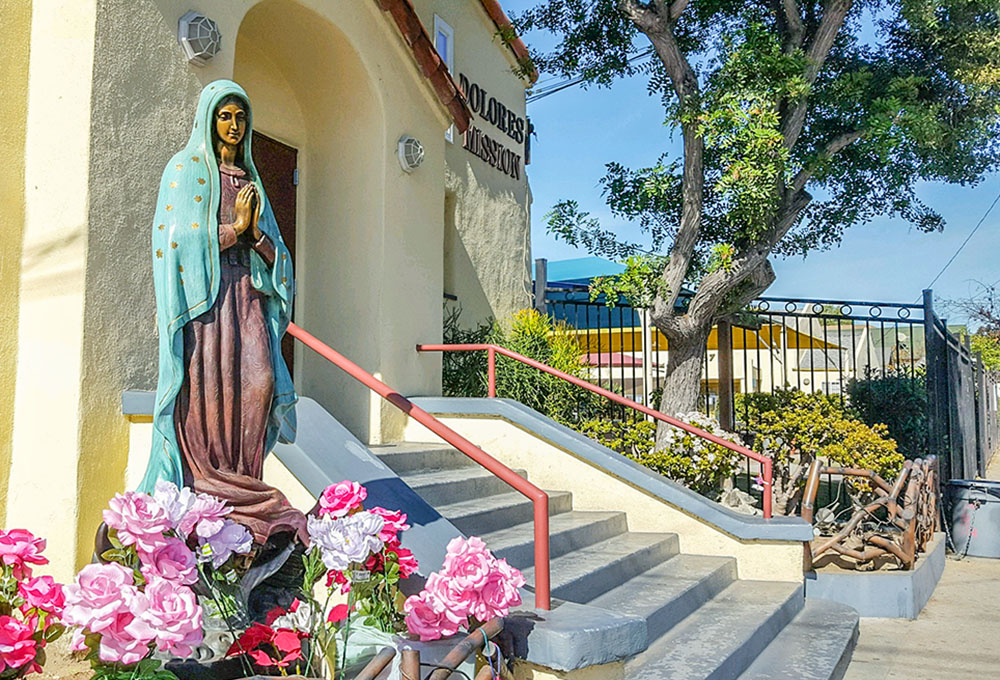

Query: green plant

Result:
[739,389,904,514]
[441,307,601,425]
[581,412,743,497]
[441,305,492,398]
[491,309,601,425]
[845,367,928,458]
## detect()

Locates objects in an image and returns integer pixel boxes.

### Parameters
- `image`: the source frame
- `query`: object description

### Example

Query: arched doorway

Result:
[234,0,386,440]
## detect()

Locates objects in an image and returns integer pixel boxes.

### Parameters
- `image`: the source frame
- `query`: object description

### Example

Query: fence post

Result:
[976,351,988,477]
[533,258,548,314]
[922,290,945,463]
[717,319,735,431]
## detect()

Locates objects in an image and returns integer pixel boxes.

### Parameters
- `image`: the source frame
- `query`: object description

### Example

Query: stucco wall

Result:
[8,0,98,578]
[0,0,32,529]
[418,0,533,328]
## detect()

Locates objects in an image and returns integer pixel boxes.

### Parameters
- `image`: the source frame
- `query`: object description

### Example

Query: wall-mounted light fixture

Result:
[397,135,425,173]
[178,10,221,66]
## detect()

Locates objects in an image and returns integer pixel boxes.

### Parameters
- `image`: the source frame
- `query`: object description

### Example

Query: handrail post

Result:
[762,457,773,519]
[533,495,550,611]
[487,346,496,398]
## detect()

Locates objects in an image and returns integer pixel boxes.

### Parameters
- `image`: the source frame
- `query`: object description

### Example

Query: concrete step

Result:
[401,466,529,506]
[437,490,574,536]
[481,510,630,570]
[522,532,680,604]
[624,580,803,680]
[736,599,859,680]
[370,443,473,474]
[590,553,738,643]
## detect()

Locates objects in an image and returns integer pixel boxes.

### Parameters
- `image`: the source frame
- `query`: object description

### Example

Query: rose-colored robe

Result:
[173,162,306,544]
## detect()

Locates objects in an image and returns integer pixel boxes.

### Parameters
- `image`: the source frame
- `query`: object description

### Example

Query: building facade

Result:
[1,0,533,577]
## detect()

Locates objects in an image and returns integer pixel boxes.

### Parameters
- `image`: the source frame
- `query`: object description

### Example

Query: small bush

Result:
[741,389,905,514]
[845,367,928,458]
[442,306,492,398]
[441,307,601,425]
[581,412,743,496]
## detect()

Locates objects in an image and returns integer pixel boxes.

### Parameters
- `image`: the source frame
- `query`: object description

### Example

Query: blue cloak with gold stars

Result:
[139,80,296,494]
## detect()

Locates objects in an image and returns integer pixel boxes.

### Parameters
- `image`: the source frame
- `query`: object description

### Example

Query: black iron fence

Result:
[545,288,998,495]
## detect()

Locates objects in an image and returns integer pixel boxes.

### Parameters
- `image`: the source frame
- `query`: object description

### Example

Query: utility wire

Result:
[924,187,1000,291]
[527,48,655,103]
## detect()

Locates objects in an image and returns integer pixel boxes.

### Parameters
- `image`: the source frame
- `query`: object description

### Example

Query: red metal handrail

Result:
[287,324,550,610]
[417,343,774,518]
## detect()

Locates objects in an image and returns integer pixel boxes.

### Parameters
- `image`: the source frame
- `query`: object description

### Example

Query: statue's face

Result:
[215,102,247,147]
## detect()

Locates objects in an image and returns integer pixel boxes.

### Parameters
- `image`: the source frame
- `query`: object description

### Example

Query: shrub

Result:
[581,412,743,497]
[845,367,928,458]
[441,306,492,398]
[441,307,601,425]
[492,309,601,425]
[741,389,905,514]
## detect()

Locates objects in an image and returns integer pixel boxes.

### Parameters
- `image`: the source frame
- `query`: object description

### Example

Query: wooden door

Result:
[252,133,298,374]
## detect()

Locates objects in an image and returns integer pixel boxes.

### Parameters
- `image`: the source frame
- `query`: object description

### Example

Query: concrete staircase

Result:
[372,442,859,680]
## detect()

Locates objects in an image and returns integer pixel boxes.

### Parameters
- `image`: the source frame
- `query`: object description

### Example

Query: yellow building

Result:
[1,0,534,578]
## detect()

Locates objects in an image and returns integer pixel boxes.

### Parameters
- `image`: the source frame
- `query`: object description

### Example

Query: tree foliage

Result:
[514,0,1000,414]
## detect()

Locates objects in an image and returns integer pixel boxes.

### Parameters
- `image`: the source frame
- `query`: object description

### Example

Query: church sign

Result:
[458,73,524,181]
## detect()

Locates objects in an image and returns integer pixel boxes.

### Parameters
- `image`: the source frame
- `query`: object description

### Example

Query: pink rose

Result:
[442,537,493,590]
[0,530,48,580]
[391,547,419,579]
[469,560,524,622]
[139,537,198,586]
[369,507,409,545]
[63,563,137,635]
[18,576,65,617]
[0,615,38,673]
[127,578,203,658]
[97,610,152,665]
[403,588,466,642]
[318,481,367,518]
[178,494,230,539]
[103,492,171,553]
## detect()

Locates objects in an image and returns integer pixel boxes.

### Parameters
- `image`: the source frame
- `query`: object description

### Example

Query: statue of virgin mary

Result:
[140,80,305,545]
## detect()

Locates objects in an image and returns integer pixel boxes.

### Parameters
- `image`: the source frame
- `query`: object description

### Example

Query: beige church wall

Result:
[418,0,533,328]
[0,0,33,529]
[7,0,99,578]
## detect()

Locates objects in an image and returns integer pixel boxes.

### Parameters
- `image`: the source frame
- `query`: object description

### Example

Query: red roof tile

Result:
[375,0,473,133]
[478,0,538,84]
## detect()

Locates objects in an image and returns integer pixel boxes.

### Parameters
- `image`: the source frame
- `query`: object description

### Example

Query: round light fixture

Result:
[178,11,221,66]
[397,135,425,173]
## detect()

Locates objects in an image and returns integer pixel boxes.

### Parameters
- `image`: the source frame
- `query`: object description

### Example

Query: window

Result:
[434,15,455,143]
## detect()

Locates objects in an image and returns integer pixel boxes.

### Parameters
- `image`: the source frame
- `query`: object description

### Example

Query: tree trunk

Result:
[655,323,712,447]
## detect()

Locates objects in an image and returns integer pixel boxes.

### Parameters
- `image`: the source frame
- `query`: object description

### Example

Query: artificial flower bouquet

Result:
[403,536,525,642]
[64,482,254,680]
[227,481,421,677]
[0,529,65,679]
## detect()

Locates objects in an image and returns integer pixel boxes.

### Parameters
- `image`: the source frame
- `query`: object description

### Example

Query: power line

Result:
[526,48,655,103]
[924,187,1000,291]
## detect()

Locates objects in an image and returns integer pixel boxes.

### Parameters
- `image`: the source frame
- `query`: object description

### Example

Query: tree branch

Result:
[782,0,805,50]
[782,0,854,149]
[669,0,690,21]
[791,130,863,192]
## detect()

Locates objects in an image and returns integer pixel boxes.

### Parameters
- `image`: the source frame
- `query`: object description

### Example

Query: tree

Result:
[514,0,1000,427]
[945,281,1000,376]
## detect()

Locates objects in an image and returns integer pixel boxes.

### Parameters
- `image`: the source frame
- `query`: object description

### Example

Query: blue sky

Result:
[504,1,1000,320]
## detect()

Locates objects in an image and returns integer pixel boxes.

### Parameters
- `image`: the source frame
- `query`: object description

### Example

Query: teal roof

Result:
[544,257,625,286]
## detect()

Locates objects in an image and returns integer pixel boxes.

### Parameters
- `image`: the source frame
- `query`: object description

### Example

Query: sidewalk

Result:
[844,453,1000,679]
